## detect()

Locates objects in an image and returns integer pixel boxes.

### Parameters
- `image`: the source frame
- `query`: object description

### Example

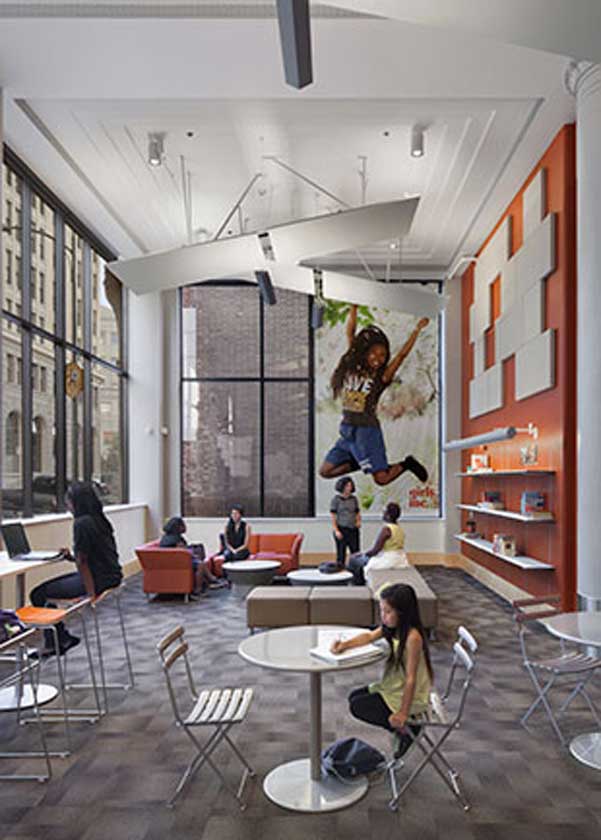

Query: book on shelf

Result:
[309,630,382,665]
[478,490,504,510]
[520,491,549,516]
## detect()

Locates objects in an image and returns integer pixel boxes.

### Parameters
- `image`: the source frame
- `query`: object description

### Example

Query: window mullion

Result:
[20,182,33,515]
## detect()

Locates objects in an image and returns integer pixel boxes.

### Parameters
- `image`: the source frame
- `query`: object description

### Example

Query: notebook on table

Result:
[310,630,382,665]
[0,523,61,562]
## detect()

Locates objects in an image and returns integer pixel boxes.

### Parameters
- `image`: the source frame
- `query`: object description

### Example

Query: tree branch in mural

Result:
[318,302,430,487]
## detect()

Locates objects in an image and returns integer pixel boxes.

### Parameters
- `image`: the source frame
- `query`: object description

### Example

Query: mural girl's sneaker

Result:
[401,455,428,483]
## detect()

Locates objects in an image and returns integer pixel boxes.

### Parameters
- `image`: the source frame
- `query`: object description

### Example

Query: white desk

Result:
[238,624,385,813]
[0,551,64,608]
[541,611,601,769]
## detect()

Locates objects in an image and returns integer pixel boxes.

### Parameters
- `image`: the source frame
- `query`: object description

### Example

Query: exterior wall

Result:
[459,124,577,608]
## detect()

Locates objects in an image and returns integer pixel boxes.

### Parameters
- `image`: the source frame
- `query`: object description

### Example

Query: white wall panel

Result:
[485,363,503,413]
[518,213,556,297]
[522,280,544,345]
[473,335,486,376]
[523,168,546,240]
[515,329,555,401]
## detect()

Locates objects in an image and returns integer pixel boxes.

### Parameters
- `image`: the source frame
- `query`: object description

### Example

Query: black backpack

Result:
[321,737,386,780]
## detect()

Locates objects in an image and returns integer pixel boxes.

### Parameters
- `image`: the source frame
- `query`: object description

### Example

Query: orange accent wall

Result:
[460,125,577,609]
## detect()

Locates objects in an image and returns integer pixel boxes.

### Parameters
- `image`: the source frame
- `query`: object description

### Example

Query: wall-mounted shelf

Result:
[457,504,555,523]
[456,470,555,478]
[454,534,554,571]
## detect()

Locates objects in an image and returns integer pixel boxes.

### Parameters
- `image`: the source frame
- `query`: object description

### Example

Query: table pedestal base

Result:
[570,732,601,770]
[0,683,58,711]
[263,758,368,813]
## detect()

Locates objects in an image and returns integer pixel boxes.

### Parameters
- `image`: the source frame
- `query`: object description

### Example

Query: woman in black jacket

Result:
[30,481,122,656]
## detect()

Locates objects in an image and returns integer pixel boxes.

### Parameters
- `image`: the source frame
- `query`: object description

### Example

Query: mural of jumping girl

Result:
[319,304,430,487]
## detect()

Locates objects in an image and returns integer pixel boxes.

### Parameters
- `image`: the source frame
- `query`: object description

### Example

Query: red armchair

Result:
[136,540,195,599]
[209,532,304,578]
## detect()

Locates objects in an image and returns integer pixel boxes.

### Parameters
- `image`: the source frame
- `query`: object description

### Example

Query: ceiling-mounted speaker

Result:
[276,0,313,89]
[255,270,277,305]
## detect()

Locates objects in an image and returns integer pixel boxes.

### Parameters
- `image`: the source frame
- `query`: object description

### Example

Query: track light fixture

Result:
[410,125,425,158]
[148,132,165,167]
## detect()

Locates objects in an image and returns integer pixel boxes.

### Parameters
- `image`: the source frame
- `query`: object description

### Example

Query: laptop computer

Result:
[0,523,61,562]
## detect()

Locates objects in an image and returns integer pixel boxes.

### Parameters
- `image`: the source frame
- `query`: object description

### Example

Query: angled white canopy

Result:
[108,196,444,316]
[108,198,419,295]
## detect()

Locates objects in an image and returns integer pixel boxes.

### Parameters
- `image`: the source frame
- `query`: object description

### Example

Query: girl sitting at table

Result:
[331,583,433,757]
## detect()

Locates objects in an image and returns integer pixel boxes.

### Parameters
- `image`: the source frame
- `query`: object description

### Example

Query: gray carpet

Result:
[1,568,601,840]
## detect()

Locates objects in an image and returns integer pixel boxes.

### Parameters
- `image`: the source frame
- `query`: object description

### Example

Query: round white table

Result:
[287,568,353,587]
[541,611,601,769]
[238,624,385,813]
[222,560,281,594]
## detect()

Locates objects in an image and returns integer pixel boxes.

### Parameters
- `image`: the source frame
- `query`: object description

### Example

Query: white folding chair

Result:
[387,642,475,812]
[157,626,255,809]
[513,595,601,746]
[442,625,478,701]
[0,628,57,782]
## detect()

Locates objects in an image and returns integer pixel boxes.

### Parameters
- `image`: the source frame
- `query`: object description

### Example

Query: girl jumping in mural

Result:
[319,304,430,487]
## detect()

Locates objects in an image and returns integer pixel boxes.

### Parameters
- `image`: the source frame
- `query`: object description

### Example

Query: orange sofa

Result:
[209,532,303,578]
[136,540,195,598]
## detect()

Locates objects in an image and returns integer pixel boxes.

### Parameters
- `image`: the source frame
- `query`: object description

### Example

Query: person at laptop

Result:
[30,481,123,657]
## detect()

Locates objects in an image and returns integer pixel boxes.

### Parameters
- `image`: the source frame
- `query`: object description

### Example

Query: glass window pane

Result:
[31,193,55,334]
[264,382,310,516]
[182,381,260,516]
[264,288,309,378]
[92,363,122,504]
[65,350,85,484]
[2,163,23,316]
[32,334,57,513]
[182,285,260,378]
[65,225,85,347]
[91,252,121,366]
[2,318,24,517]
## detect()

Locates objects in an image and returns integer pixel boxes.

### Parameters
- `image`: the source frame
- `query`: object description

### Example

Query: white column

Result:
[566,62,601,608]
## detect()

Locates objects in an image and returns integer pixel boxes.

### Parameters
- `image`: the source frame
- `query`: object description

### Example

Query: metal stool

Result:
[16,598,104,743]
[0,628,57,782]
[67,584,134,713]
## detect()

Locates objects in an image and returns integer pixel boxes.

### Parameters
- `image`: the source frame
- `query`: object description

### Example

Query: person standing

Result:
[330,476,361,568]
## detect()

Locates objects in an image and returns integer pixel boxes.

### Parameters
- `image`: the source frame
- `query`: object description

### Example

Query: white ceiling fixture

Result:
[410,125,425,158]
[147,132,165,167]
[107,196,446,316]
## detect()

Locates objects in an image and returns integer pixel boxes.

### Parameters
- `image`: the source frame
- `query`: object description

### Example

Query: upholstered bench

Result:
[309,586,373,627]
[247,586,311,631]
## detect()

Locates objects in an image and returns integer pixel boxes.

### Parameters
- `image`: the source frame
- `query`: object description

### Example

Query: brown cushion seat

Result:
[246,586,311,630]
[309,586,374,627]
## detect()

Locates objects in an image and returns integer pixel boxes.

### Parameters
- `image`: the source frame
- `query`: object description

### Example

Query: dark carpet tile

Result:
[1,566,601,840]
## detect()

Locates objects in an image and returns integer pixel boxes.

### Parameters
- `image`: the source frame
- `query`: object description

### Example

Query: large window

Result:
[181,283,312,517]
[1,151,128,518]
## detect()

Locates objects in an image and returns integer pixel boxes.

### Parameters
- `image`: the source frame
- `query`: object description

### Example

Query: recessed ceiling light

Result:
[410,125,425,158]
[148,132,165,167]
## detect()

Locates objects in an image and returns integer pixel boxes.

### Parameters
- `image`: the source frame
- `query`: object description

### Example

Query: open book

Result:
[309,630,382,665]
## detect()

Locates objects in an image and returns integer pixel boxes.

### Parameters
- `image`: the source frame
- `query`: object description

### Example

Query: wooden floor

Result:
[1,567,601,840]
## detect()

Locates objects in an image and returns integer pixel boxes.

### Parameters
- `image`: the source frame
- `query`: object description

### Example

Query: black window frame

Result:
[179,279,315,517]
[1,145,129,519]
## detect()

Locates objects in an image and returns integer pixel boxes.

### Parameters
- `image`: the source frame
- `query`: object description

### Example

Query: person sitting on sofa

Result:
[221,505,252,562]
[347,501,406,586]
[160,517,226,596]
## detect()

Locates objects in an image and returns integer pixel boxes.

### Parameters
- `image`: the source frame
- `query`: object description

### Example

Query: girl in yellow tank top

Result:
[331,583,434,757]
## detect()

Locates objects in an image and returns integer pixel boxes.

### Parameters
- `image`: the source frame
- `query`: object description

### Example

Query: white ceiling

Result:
[0,11,575,273]
[24,96,541,273]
